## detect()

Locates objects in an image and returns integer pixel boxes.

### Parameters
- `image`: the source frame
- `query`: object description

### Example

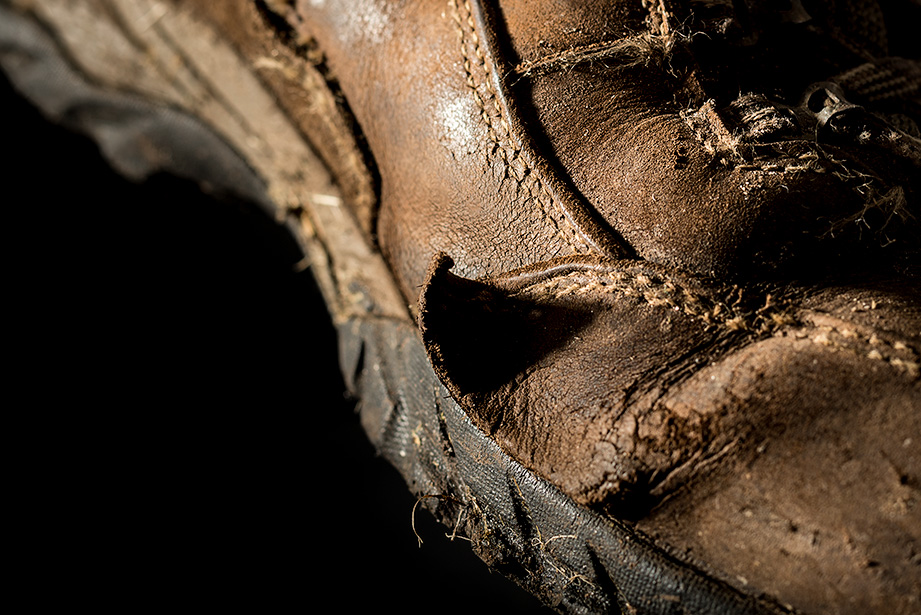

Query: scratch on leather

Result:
[449,0,593,255]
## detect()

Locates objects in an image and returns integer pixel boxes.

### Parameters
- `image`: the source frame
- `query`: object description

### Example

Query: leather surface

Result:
[282,1,920,612]
[292,0,631,300]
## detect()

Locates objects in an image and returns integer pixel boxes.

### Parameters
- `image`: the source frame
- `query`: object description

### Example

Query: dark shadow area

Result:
[4,72,551,612]
[421,259,595,397]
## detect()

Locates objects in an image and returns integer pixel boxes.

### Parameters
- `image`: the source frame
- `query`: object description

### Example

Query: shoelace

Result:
[833,56,921,136]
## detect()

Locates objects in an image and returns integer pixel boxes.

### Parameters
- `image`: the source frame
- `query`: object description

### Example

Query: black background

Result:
[4,71,551,612]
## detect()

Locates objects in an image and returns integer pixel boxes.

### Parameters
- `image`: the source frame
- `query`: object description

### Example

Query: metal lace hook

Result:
[798,81,867,141]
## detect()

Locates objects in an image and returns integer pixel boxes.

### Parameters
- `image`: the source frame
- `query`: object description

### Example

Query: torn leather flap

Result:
[418,252,764,513]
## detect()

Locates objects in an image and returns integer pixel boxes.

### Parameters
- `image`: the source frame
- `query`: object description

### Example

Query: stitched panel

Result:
[449,0,595,255]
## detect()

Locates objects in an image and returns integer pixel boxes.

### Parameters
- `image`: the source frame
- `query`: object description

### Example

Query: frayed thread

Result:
[824,184,916,246]
[513,34,671,77]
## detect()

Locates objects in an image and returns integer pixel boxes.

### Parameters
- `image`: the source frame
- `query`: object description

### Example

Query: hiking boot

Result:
[2,1,917,613]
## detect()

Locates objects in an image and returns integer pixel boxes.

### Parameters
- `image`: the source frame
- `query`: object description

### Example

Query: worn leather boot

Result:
[260,3,921,612]
[3,1,917,613]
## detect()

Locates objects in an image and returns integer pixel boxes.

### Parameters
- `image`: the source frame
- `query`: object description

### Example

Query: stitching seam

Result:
[449,0,592,254]
[508,269,920,377]
[507,269,790,333]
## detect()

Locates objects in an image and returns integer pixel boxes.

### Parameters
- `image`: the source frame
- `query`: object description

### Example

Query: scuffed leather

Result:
[497,0,921,278]
[420,254,920,507]
[293,0,631,300]
[279,1,920,612]
[419,252,920,613]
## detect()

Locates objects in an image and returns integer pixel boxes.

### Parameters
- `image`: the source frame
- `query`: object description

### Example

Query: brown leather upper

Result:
[274,1,920,612]
[293,0,640,296]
